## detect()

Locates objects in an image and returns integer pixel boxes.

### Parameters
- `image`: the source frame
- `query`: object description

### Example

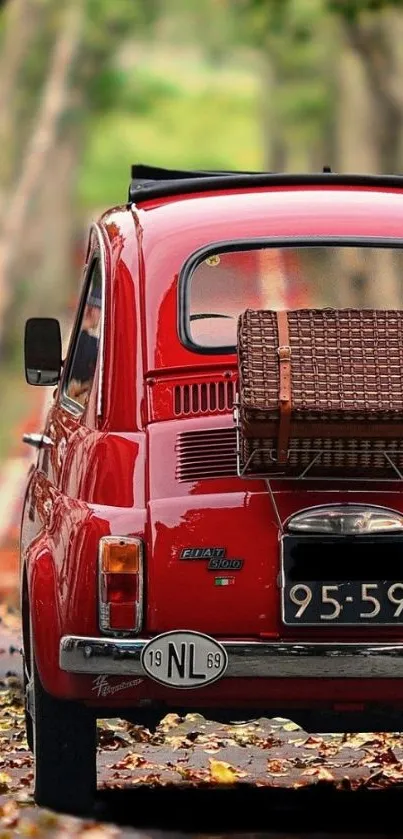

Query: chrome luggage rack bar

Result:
[233,397,403,484]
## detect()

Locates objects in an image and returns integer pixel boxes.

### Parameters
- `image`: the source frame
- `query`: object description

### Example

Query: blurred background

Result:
[1,0,403,601]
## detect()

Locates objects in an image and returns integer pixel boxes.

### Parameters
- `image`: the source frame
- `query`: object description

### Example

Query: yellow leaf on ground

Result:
[78,826,120,838]
[209,759,239,783]
[159,714,182,730]
[18,821,41,837]
[112,753,149,770]
[0,773,11,792]
[37,811,60,829]
[165,735,190,750]
[304,767,335,782]
[0,799,19,828]
[302,735,325,748]
[267,759,289,776]
[343,733,379,750]
[183,713,205,724]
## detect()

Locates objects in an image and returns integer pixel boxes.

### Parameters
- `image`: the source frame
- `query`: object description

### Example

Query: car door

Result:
[21,233,105,564]
[47,247,104,501]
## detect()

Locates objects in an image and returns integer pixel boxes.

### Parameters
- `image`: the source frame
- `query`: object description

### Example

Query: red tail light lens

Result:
[99,537,143,633]
[105,573,138,603]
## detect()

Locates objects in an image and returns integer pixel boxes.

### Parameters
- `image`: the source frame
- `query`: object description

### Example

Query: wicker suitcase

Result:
[237,308,403,479]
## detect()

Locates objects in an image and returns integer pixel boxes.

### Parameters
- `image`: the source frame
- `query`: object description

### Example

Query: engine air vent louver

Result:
[174,380,235,417]
[176,427,237,481]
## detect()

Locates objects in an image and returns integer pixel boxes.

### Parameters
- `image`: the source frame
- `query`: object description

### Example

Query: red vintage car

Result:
[20,165,403,814]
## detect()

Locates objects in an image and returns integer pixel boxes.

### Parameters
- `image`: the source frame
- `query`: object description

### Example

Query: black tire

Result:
[22,655,33,752]
[33,658,97,815]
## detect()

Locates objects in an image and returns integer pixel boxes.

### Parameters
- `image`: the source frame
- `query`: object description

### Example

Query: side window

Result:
[64,259,103,409]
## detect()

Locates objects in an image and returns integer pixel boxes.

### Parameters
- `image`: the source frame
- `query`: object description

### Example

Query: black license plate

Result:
[283,578,403,625]
[282,535,403,625]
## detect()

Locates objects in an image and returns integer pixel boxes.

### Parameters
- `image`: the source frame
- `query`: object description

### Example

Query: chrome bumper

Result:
[60,636,403,679]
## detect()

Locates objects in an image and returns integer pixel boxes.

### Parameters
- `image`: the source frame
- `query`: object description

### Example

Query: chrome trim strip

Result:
[93,222,107,419]
[60,222,106,417]
[60,223,107,417]
[59,394,85,416]
[22,433,53,450]
[60,636,403,679]
[285,503,403,533]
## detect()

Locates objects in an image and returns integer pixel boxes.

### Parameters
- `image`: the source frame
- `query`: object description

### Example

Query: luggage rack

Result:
[233,398,403,532]
[233,399,403,484]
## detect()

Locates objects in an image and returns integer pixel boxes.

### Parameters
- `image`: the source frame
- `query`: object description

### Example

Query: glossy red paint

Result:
[137,186,403,372]
[20,179,403,713]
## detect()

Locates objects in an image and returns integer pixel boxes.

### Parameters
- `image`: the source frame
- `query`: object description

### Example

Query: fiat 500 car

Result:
[20,165,403,813]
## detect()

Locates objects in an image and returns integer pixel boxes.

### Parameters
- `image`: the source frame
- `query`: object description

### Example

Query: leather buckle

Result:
[278,345,291,362]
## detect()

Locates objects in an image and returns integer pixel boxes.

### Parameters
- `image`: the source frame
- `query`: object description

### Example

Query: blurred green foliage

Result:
[0,0,402,453]
[79,58,261,209]
[328,0,403,20]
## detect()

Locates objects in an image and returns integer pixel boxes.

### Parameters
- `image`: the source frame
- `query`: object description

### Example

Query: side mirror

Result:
[24,318,62,386]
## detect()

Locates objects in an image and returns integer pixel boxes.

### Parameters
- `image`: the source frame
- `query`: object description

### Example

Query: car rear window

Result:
[182,243,403,353]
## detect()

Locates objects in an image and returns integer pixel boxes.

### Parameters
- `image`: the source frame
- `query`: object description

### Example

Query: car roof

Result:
[119,173,403,373]
[128,163,403,204]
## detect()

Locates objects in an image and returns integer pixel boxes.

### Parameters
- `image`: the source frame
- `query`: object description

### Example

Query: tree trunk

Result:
[0,0,41,200]
[333,28,376,306]
[336,10,403,308]
[0,0,85,354]
[385,8,403,172]
[4,124,82,355]
[341,9,403,174]
[259,52,286,172]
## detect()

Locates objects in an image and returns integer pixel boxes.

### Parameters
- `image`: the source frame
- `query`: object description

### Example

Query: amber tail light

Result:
[98,537,143,633]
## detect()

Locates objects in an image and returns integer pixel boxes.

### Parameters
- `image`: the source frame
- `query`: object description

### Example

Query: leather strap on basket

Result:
[276,311,292,463]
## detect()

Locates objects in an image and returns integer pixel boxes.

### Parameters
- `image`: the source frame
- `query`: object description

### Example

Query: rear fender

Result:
[27,537,60,691]
[27,505,146,696]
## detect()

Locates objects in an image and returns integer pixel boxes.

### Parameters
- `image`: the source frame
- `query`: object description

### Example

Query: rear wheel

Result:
[33,658,97,815]
[21,593,33,752]
[22,655,33,752]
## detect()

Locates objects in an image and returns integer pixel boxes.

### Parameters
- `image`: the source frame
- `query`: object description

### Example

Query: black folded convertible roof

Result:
[128,164,403,204]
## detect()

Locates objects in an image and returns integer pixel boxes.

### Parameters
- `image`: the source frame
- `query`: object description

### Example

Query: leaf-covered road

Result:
[0,603,403,835]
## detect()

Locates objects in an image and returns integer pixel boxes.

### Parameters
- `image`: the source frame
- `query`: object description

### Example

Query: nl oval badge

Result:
[140,631,228,689]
